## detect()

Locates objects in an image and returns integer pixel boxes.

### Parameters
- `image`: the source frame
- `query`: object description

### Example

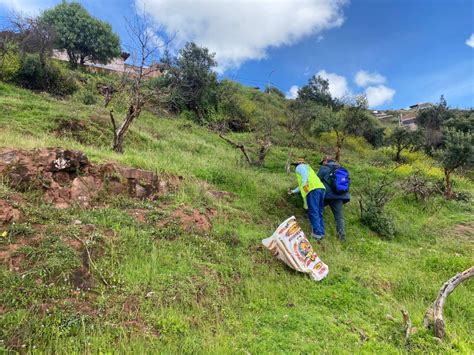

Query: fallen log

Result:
[424,266,474,339]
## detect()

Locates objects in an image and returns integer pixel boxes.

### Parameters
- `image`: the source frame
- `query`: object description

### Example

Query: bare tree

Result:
[8,13,56,66]
[106,15,171,153]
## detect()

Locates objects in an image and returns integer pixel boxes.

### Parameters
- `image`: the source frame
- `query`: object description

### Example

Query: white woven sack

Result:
[262,216,329,281]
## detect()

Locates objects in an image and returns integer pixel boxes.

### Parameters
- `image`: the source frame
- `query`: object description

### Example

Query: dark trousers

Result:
[326,199,345,237]
[307,188,325,236]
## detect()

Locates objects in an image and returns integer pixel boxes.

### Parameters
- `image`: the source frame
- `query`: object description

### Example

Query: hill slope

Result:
[0,81,473,353]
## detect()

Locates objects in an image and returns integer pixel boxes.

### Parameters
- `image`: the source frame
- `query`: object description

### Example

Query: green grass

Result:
[0,81,473,353]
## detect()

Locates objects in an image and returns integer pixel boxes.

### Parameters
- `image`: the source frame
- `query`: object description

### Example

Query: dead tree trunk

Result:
[335,131,344,163]
[255,139,272,167]
[284,151,294,174]
[400,309,414,343]
[219,134,253,165]
[444,168,453,199]
[424,266,474,339]
[111,103,141,153]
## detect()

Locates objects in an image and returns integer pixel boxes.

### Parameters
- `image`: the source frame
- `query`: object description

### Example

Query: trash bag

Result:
[262,216,329,281]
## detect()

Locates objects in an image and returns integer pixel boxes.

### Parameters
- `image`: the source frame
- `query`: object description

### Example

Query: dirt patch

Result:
[0,242,26,271]
[166,206,216,234]
[0,148,182,209]
[0,199,23,227]
[453,223,474,238]
[128,209,149,223]
[207,189,235,201]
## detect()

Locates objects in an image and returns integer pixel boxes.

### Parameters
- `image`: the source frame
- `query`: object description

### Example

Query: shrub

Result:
[17,54,77,96]
[78,89,98,105]
[0,42,21,81]
[360,200,396,239]
[358,169,398,239]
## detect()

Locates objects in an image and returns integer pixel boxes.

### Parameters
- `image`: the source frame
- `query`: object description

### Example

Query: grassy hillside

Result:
[0,81,473,353]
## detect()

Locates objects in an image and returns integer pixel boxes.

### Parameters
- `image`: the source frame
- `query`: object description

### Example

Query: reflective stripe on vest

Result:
[296,164,325,209]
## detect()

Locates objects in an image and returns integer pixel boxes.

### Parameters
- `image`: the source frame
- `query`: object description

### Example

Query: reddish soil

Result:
[168,206,217,234]
[0,148,182,209]
[0,199,23,227]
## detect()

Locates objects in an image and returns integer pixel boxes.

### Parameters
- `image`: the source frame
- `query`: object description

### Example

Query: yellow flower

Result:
[0,231,7,238]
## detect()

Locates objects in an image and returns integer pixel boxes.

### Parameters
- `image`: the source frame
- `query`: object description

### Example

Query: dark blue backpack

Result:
[329,166,350,194]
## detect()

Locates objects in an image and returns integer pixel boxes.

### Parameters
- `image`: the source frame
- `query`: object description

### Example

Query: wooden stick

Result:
[429,266,474,339]
[401,309,412,342]
[219,134,253,165]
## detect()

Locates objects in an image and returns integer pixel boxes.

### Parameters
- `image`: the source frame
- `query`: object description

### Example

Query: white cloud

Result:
[354,70,386,87]
[316,69,350,99]
[365,85,395,107]
[286,85,299,99]
[0,0,55,15]
[135,0,347,72]
[466,34,474,48]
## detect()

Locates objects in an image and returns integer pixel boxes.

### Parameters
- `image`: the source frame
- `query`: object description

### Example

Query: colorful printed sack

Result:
[262,216,329,281]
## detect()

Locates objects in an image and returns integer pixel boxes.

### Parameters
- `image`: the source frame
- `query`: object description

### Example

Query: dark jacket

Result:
[317,161,350,203]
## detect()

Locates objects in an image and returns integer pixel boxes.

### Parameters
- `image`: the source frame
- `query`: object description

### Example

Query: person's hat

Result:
[319,155,332,165]
[291,158,305,166]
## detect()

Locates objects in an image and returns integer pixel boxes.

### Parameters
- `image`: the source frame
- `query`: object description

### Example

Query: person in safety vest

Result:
[288,158,326,241]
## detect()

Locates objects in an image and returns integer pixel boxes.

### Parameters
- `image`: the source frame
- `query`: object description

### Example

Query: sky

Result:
[0,0,473,109]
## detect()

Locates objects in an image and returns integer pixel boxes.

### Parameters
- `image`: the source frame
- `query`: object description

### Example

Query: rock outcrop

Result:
[0,148,182,208]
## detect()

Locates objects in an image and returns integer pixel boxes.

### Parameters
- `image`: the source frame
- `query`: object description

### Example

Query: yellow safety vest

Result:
[296,164,325,209]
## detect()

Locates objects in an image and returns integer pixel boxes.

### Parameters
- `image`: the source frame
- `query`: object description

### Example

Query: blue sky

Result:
[1,0,473,109]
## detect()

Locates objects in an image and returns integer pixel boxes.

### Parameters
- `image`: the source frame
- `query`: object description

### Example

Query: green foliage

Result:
[417,95,453,152]
[386,127,423,161]
[297,75,342,109]
[437,128,473,172]
[360,199,396,239]
[162,43,218,121]
[264,85,285,98]
[217,79,254,131]
[444,109,474,133]
[435,128,473,197]
[0,42,21,81]
[0,75,473,353]
[17,54,77,96]
[77,89,98,105]
[358,170,398,239]
[40,1,121,67]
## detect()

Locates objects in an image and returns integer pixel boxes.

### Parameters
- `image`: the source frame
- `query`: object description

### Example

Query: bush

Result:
[0,42,21,81]
[78,89,98,105]
[17,54,77,96]
[358,169,398,239]
[360,200,396,239]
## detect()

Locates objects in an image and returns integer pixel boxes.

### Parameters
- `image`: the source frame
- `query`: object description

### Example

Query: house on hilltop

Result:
[399,113,418,130]
[51,49,163,78]
[371,110,393,120]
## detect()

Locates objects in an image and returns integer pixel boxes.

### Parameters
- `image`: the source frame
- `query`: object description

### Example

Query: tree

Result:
[444,109,474,133]
[332,95,371,162]
[435,128,473,199]
[9,14,56,67]
[297,75,342,109]
[162,42,218,121]
[40,2,120,68]
[417,95,453,153]
[217,79,253,132]
[386,127,422,162]
[265,85,285,98]
[104,16,168,153]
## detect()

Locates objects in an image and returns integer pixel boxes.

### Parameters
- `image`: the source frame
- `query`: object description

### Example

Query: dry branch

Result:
[424,266,474,339]
[400,309,413,343]
[219,134,252,165]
